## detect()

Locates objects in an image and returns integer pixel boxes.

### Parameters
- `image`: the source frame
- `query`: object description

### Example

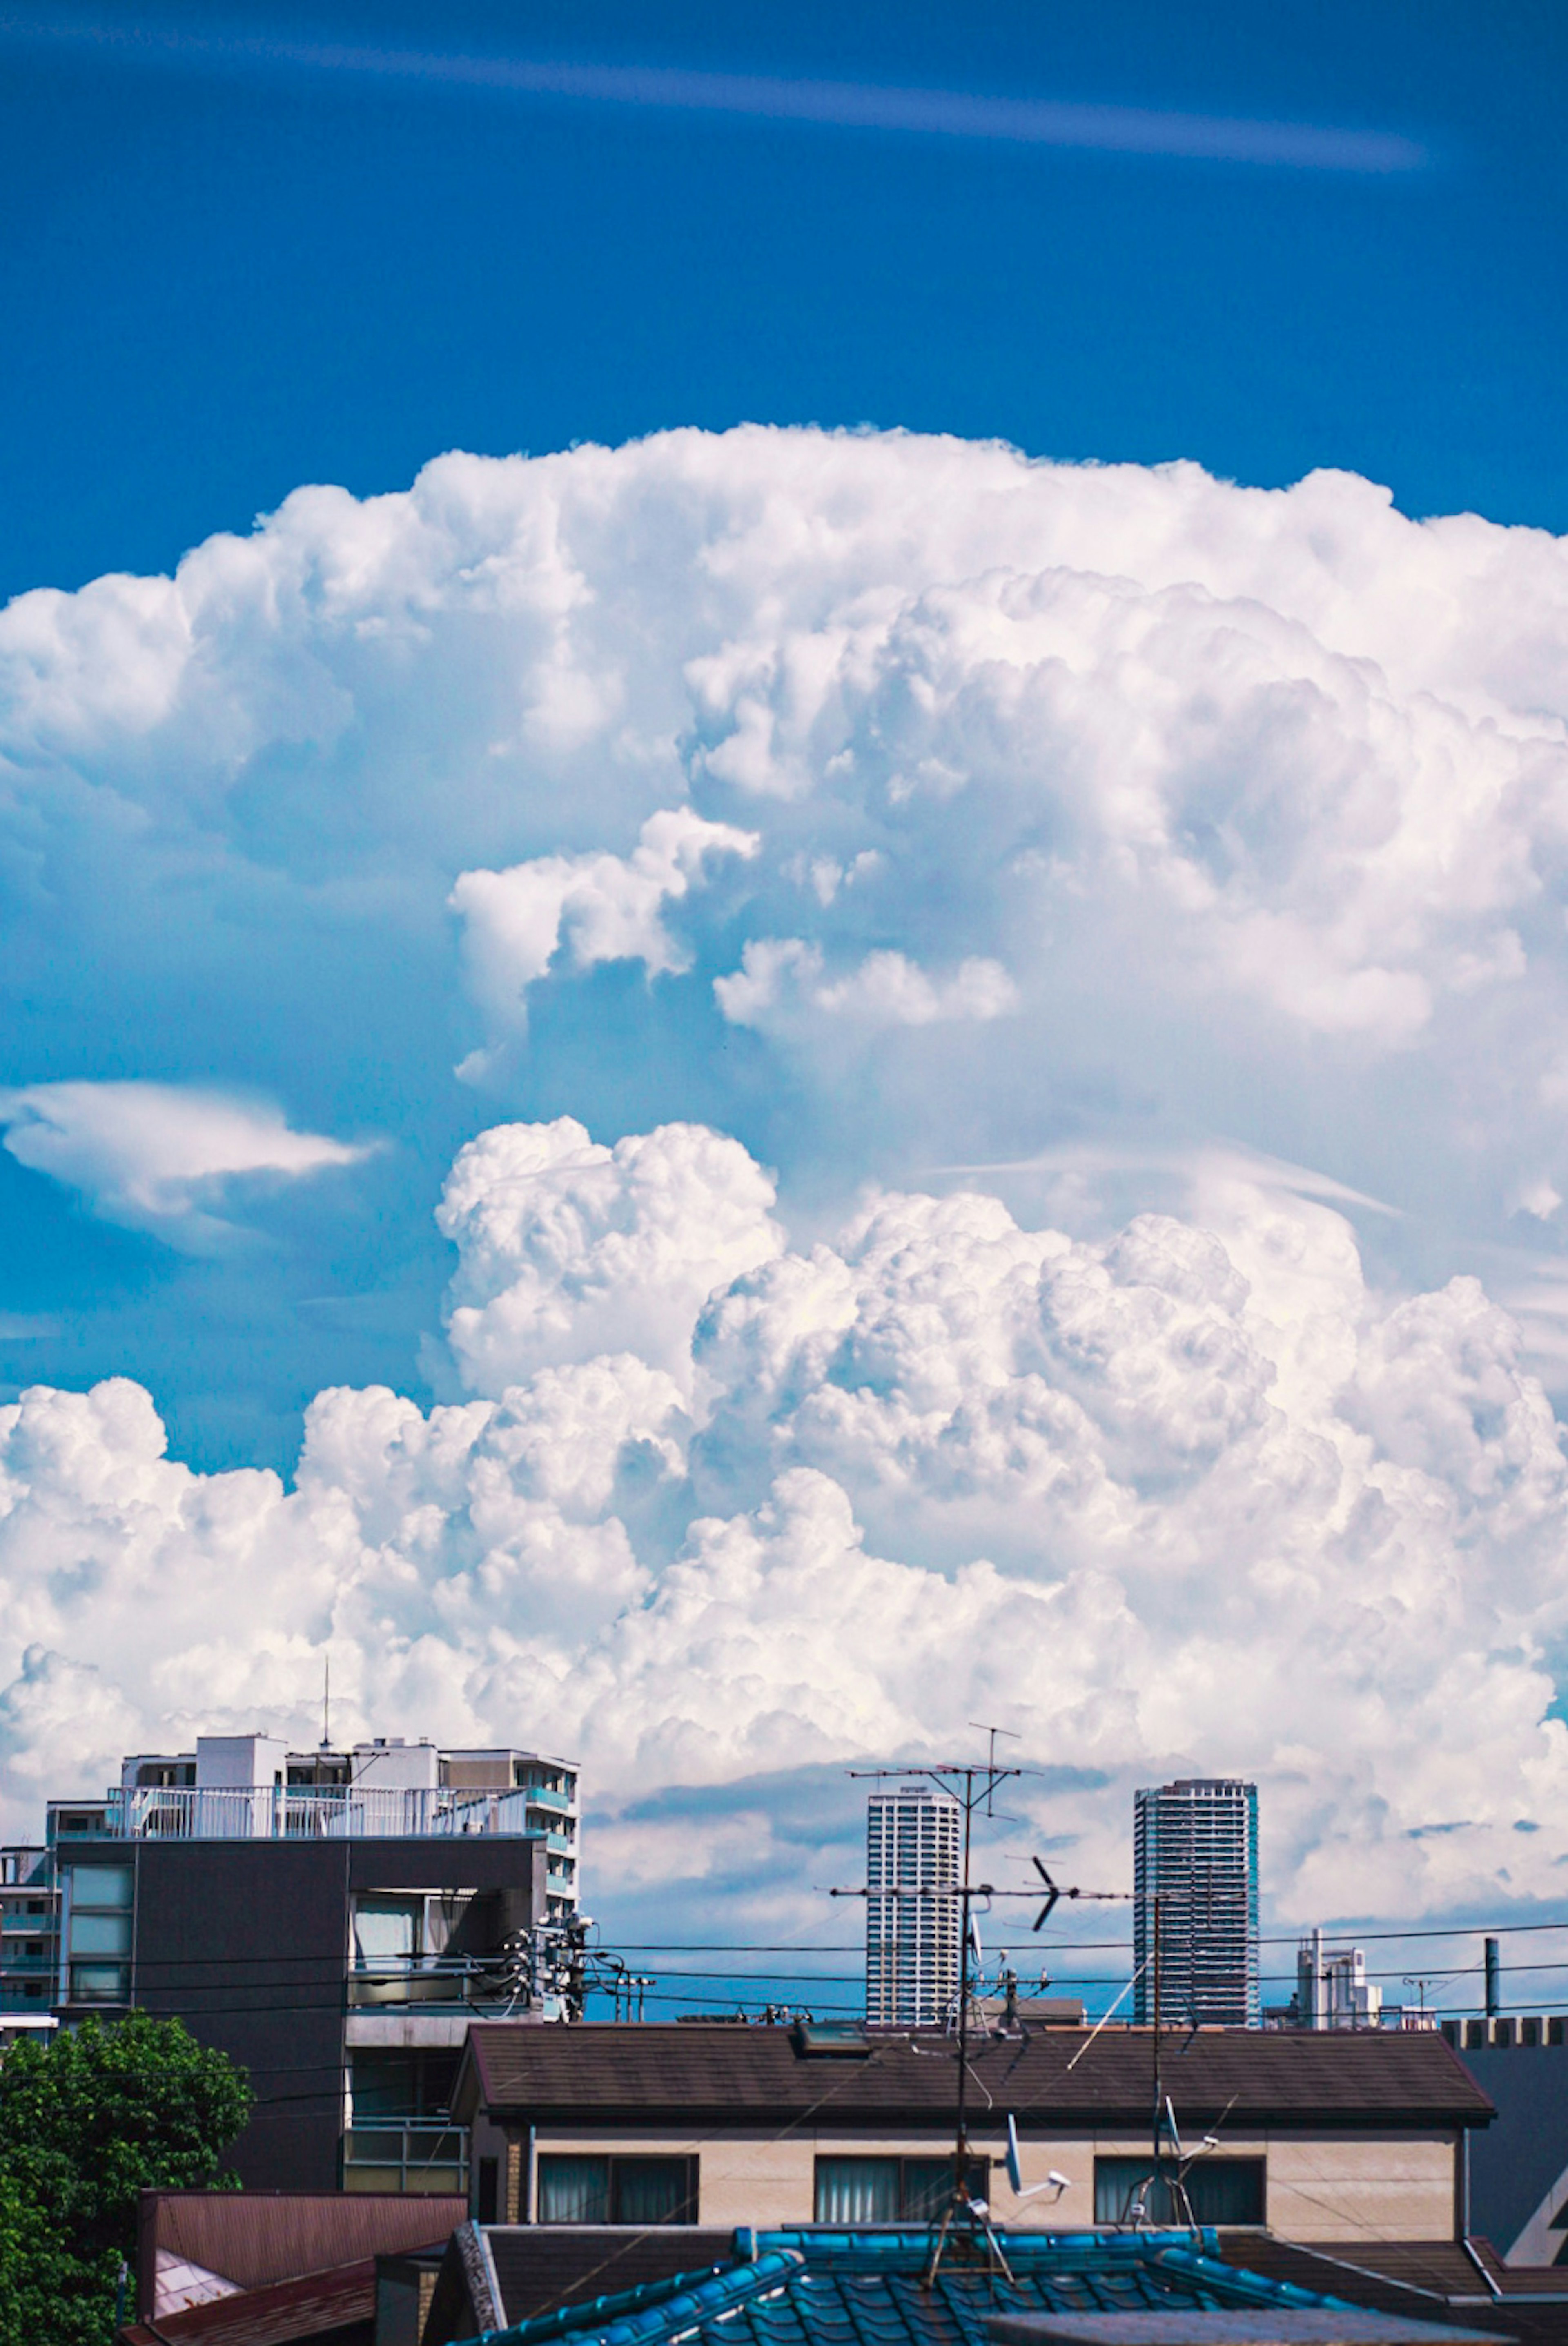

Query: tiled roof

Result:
[1213,2232,1568,2346]
[118,2257,375,2346]
[453,2230,1492,2346]
[460,2024,1494,2130]
[137,2189,465,2310]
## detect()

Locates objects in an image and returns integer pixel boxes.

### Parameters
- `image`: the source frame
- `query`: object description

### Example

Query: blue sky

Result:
[0,0,1564,1468]
[3,0,1566,615]
[5,0,1568,1974]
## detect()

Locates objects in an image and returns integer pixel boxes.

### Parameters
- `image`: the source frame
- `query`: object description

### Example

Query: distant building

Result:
[1133,1778,1259,2027]
[0,1730,579,2193]
[1297,1929,1382,2029]
[865,1784,960,2029]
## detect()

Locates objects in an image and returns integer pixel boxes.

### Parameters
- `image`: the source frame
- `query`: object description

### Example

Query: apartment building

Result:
[1134,1777,1260,2027]
[865,1785,961,2029]
[0,1729,579,2193]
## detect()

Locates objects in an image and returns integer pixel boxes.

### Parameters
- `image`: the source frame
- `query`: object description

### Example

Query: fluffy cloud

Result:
[0,1113,1564,1938]
[715,941,1017,1028]
[0,1081,365,1240]
[450,807,757,1071]
[7,427,1568,1937]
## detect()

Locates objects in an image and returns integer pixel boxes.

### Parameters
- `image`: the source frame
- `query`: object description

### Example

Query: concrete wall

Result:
[514,2123,1459,2243]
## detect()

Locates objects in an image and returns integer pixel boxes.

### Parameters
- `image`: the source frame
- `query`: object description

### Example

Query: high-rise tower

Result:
[865,1784,961,2028]
[1133,1778,1258,2027]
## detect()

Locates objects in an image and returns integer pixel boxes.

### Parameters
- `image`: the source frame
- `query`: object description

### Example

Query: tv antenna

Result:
[832,1733,1081,2284]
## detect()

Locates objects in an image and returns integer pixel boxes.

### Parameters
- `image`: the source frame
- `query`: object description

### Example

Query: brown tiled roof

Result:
[119,2258,376,2346]
[1216,2235,1568,2346]
[459,2023,1495,2131]
[138,2191,465,2309]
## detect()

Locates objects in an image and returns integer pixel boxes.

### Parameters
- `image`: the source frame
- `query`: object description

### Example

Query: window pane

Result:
[354,1900,419,1965]
[537,2156,610,2224]
[612,2159,693,2225]
[1188,2161,1265,2225]
[69,1912,131,1956]
[68,1866,132,1909]
[71,1964,129,2002]
[815,2157,899,2224]
[1094,2157,1164,2223]
[900,2159,987,2220]
[1094,2157,1263,2226]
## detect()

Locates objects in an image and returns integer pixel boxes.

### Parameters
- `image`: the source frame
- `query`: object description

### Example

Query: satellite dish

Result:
[1005,2117,1071,2204]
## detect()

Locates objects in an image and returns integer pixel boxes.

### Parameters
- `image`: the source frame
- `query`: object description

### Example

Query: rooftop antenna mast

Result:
[321,1654,331,1751]
[835,1730,1029,2286]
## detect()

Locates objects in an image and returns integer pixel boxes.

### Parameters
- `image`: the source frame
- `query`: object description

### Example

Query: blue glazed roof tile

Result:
[455,2230,1449,2346]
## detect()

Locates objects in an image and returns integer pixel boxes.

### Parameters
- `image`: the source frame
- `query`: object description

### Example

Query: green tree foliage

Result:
[0,2013,250,2346]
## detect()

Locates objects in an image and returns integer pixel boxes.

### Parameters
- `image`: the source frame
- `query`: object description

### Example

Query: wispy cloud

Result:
[2,18,1428,174]
[0,1081,369,1244]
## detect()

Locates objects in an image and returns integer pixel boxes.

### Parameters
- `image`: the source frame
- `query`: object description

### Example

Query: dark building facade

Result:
[7,1730,577,2193]
[60,1834,545,2190]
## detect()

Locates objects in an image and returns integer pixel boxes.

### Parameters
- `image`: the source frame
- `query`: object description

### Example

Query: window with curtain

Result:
[535,2156,697,2225]
[537,2156,610,2223]
[813,2157,987,2224]
[815,2158,900,2224]
[352,1898,421,1969]
[611,2159,696,2224]
[1093,2156,1264,2226]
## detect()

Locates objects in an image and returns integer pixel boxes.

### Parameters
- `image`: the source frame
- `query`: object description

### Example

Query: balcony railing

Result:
[49,1785,549,1844]
[346,1957,529,2013]
[342,2120,468,2195]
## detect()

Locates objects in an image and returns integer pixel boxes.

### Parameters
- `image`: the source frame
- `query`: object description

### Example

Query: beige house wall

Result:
[518,2123,1458,2244]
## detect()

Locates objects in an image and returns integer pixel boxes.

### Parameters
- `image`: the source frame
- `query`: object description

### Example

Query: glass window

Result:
[70,1963,129,2003]
[813,2156,987,2225]
[69,1911,130,1956]
[67,1866,132,1909]
[1093,2156,1264,2226]
[815,2157,899,2224]
[612,2159,694,2225]
[535,2156,695,2225]
[537,2155,610,2224]
[353,1898,420,1967]
[350,2048,459,2121]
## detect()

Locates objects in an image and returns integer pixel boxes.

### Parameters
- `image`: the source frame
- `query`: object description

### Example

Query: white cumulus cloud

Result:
[0,1114,1561,1939]
[450,807,757,1071]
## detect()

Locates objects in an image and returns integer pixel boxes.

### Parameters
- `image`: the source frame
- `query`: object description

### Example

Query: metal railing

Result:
[48,1784,551,1843]
[346,1956,530,2012]
[342,2120,468,2195]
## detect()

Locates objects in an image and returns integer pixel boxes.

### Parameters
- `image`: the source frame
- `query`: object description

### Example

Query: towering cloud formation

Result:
[0,1114,1564,1926]
[3,427,1568,1923]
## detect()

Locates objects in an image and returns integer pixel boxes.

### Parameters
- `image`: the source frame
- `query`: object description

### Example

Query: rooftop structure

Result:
[1297,1929,1382,2030]
[1134,1779,1259,2029]
[42,1735,579,1903]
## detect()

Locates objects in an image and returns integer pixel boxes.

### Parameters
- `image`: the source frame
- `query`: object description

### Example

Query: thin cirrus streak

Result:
[4,18,1428,174]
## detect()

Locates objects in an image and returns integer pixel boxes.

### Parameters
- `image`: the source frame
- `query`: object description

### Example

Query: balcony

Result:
[48,1785,549,1845]
[345,1957,530,2015]
[342,2120,468,2195]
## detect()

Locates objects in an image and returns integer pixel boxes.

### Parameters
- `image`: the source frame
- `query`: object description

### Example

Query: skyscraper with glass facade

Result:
[865,1784,961,2028]
[1133,1777,1259,2027]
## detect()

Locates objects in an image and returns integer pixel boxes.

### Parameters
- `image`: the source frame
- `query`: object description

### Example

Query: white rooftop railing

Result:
[51,1784,552,1842]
